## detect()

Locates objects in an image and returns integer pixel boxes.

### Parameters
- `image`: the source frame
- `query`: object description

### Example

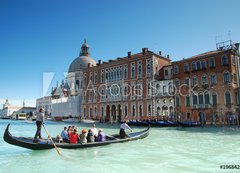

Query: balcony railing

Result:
[191,104,211,109]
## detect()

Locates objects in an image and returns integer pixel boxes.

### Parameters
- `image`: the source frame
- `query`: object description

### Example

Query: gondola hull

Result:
[3,124,149,150]
[177,121,201,127]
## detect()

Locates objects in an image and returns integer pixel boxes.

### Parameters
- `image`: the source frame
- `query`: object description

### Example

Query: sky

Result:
[0,0,240,108]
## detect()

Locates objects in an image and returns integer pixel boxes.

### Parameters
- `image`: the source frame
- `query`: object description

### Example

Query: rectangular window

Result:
[199,95,204,105]
[146,59,151,75]
[212,95,217,107]
[165,69,168,76]
[193,95,198,105]
[176,96,180,107]
[138,61,142,77]
[205,94,210,104]
[185,96,190,107]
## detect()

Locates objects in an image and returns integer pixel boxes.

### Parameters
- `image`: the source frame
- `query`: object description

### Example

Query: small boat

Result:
[80,119,99,124]
[177,121,201,127]
[3,124,149,150]
[62,118,80,123]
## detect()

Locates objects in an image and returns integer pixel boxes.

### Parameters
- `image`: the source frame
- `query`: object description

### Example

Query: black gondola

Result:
[177,121,201,127]
[3,124,149,150]
[165,120,179,127]
[146,120,168,127]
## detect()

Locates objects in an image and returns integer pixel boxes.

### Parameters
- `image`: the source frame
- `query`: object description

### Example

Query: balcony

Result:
[191,104,211,109]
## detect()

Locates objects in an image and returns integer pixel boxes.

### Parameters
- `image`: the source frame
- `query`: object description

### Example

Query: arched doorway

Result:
[106,105,110,122]
[162,106,168,116]
[118,104,122,123]
[112,105,116,122]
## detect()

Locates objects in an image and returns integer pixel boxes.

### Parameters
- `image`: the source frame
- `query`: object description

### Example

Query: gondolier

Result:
[119,121,132,139]
[34,108,45,142]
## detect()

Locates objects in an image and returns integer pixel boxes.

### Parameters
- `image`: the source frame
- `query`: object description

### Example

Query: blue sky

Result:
[0,0,240,108]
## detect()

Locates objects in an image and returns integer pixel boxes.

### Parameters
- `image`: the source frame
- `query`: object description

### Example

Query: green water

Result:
[0,120,240,173]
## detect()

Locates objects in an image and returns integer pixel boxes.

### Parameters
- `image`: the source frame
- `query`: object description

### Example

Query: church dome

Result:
[68,40,96,73]
[68,56,96,72]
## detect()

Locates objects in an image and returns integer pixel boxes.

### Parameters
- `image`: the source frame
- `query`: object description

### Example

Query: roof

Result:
[173,50,224,63]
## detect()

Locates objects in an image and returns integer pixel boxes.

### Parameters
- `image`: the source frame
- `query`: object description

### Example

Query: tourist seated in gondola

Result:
[97,129,106,142]
[79,129,88,144]
[91,124,98,141]
[87,129,95,143]
[69,129,79,144]
[120,121,132,139]
[61,127,69,143]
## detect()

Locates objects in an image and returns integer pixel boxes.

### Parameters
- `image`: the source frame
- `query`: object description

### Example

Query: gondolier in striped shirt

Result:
[119,121,132,139]
[34,108,45,142]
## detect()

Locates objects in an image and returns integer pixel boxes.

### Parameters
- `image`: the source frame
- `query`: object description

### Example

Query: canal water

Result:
[0,120,240,173]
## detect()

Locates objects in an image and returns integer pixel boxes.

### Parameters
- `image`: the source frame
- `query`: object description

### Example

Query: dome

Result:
[68,56,96,73]
[68,39,96,73]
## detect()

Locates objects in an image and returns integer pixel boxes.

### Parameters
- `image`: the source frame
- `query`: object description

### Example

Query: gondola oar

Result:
[43,125,63,157]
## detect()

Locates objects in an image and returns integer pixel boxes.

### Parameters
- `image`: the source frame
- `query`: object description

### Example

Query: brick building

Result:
[81,48,171,122]
[172,41,240,124]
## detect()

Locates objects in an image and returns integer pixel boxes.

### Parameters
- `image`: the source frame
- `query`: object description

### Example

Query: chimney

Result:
[98,60,102,65]
[142,48,148,55]
[167,54,170,59]
[128,52,131,58]
[159,51,162,56]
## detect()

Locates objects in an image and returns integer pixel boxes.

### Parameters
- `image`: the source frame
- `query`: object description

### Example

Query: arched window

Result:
[202,74,208,84]
[212,93,218,107]
[222,55,229,65]
[201,60,207,69]
[148,104,151,116]
[131,63,135,78]
[175,79,180,89]
[210,74,217,85]
[124,86,128,96]
[147,59,151,74]
[157,107,161,116]
[138,61,142,77]
[184,63,189,72]
[225,91,232,106]
[192,76,198,86]
[139,105,142,117]
[192,61,196,71]
[125,106,128,116]
[198,93,204,105]
[132,105,135,116]
[209,58,215,68]
[223,71,230,83]
[197,61,201,70]
[148,83,151,95]
[185,78,190,86]
[124,65,128,79]
[101,107,104,117]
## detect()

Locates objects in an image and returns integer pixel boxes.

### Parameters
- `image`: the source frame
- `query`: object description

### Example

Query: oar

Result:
[43,124,63,157]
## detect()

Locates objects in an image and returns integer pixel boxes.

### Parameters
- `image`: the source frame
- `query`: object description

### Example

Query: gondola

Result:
[147,120,169,127]
[136,120,149,126]
[177,121,201,127]
[165,120,179,127]
[3,124,150,150]
[127,120,139,126]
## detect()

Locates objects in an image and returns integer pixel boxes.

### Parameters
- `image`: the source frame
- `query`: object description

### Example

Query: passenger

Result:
[79,129,88,144]
[87,129,95,143]
[69,129,79,144]
[119,121,132,139]
[61,127,69,143]
[91,124,98,140]
[56,135,63,143]
[97,129,106,142]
